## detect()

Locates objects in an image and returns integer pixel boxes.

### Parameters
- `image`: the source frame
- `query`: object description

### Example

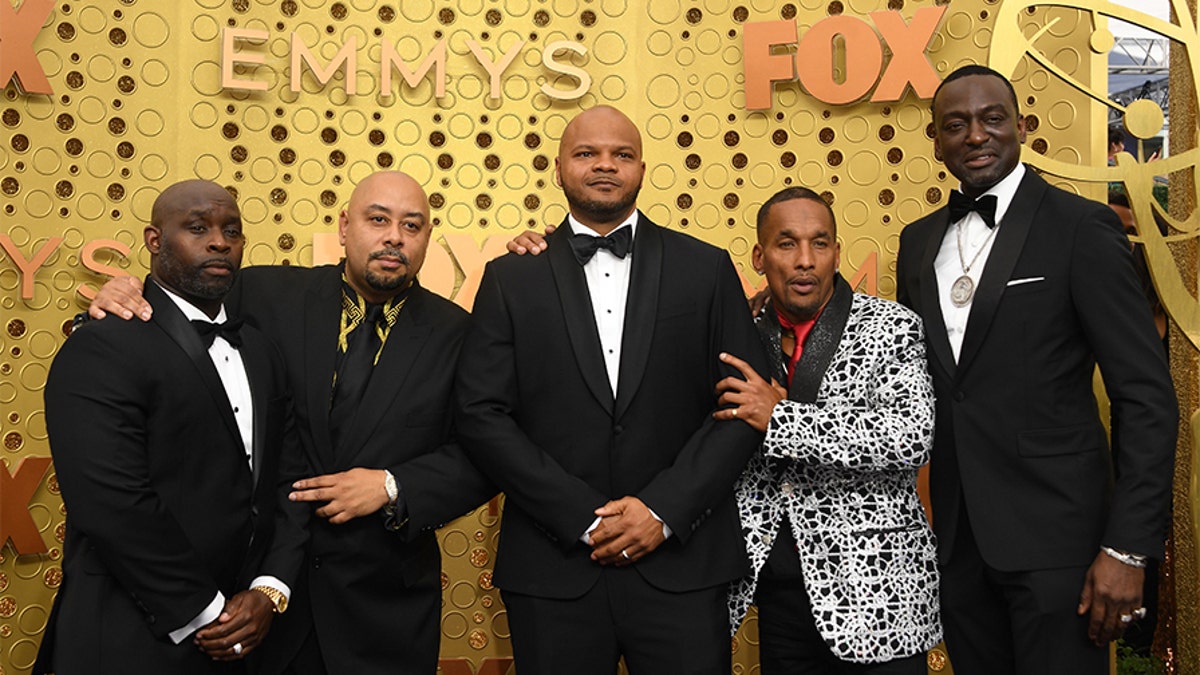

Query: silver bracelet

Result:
[1101,546,1148,569]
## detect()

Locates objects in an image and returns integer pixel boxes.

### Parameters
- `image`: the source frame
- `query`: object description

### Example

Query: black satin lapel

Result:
[755,302,788,385]
[334,287,432,466]
[918,210,957,379]
[614,216,662,420]
[304,268,342,469]
[547,224,615,415]
[145,280,242,450]
[956,169,1043,378]
[241,333,273,489]
[788,275,852,403]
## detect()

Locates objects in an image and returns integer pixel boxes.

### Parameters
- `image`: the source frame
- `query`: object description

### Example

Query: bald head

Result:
[151,180,236,229]
[339,170,432,304]
[145,179,243,318]
[555,106,645,233]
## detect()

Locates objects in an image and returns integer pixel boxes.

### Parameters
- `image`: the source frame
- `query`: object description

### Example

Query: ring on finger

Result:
[232,642,244,656]
[731,408,738,418]
[621,549,631,561]
[1119,614,1134,624]
[1133,607,1148,620]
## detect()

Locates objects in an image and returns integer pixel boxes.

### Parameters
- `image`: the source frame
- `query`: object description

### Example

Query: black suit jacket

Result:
[37,281,288,675]
[456,213,768,598]
[228,265,494,675]
[896,167,1177,571]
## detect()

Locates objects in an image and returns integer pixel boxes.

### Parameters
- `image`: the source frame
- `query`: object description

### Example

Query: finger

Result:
[718,352,761,382]
[715,376,750,396]
[288,488,328,502]
[292,474,340,490]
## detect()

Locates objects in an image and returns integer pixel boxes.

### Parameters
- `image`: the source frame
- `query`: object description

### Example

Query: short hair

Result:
[1108,189,1130,208]
[1108,127,1125,149]
[931,64,1020,116]
[756,187,836,238]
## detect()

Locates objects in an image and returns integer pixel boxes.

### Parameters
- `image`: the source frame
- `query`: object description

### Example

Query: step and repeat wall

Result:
[0,0,1188,673]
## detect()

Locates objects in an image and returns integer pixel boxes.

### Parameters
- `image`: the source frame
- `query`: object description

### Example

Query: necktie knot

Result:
[948,190,998,229]
[192,318,244,348]
[569,226,634,265]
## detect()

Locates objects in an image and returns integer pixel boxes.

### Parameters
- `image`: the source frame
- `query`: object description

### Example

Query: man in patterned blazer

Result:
[718,186,941,674]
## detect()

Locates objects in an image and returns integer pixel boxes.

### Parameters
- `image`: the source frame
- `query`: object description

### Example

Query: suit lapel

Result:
[303,266,342,470]
[334,285,432,466]
[956,168,1044,378]
[615,215,661,420]
[241,333,273,490]
[547,221,614,415]
[788,275,851,403]
[145,281,243,453]
[917,209,957,379]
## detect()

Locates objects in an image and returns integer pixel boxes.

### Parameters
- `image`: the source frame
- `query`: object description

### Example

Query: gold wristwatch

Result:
[251,585,288,614]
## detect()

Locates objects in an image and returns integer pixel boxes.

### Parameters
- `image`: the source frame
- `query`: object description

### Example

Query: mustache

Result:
[369,248,409,265]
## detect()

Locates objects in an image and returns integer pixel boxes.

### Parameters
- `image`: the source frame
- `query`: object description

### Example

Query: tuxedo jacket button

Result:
[954,391,965,402]
[613,424,624,434]
[312,556,322,569]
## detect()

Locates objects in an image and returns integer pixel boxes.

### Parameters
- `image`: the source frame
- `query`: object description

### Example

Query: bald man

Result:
[90,172,494,675]
[456,106,769,674]
[38,180,289,674]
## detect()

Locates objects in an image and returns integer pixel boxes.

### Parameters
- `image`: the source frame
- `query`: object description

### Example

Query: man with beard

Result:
[456,105,768,675]
[37,180,289,674]
[88,171,493,674]
[895,65,1176,672]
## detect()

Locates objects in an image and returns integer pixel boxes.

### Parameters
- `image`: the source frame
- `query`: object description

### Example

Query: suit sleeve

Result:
[260,402,311,589]
[636,255,768,544]
[456,261,611,548]
[761,310,934,471]
[46,328,220,638]
[390,437,497,537]
[1070,204,1177,559]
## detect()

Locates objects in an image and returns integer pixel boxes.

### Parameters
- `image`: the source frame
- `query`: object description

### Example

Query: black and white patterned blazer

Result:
[729,278,942,663]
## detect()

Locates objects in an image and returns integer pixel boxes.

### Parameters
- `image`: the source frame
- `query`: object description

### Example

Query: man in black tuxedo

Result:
[37,180,289,674]
[895,65,1177,673]
[455,106,768,675]
[89,171,493,675]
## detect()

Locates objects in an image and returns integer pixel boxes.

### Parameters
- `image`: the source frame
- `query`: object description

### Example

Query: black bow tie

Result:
[569,226,634,265]
[192,318,244,348]
[948,190,998,229]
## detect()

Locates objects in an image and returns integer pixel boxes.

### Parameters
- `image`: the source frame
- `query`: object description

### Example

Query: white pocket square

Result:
[1006,276,1046,287]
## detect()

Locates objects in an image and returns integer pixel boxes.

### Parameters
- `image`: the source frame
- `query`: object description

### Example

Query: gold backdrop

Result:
[0,0,1189,673]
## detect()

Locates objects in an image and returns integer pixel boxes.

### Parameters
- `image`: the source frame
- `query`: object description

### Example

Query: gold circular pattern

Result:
[927,648,947,671]
[6,320,25,339]
[469,548,489,567]
[1123,99,1166,140]
[0,575,7,594]
[0,625,9,639]
[925,187,943,204]
[481,596,494,608]
[0,600,15,620]
[1031,138,1048,155]
[479,570,494,590]
[468,629,488,649]
[43,569,61,590]
[440,572,449,590]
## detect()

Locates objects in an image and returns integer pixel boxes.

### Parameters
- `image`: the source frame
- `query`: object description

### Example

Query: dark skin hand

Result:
[589,496,666,566]
[506,224,554,255]
[290,468,390,524]
[713,353,786,433]
[88,274,152,321]
[1078,551,1145,646]
[747,287,770,318]
[194,589,274,660]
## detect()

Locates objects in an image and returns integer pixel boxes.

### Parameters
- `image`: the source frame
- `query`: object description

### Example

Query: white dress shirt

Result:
[155,283,290,643]
[934,163,1025,360]
[567,213,673,544]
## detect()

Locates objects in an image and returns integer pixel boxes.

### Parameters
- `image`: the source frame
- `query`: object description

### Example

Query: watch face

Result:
[276,595,288,613]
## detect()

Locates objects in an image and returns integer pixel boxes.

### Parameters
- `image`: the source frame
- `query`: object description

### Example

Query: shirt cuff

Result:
[248,575,291,601]
[648,508,672,540]
[581,516,602,545]
[580,511,672,544]
[169,592,224,644]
